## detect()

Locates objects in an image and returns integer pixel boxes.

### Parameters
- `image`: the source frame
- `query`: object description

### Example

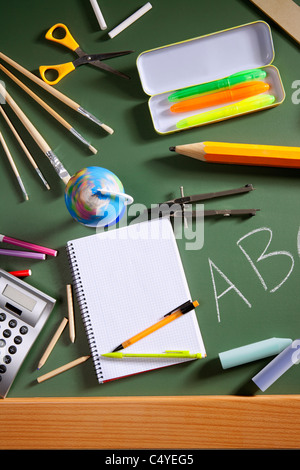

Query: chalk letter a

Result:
[209,258,251,322]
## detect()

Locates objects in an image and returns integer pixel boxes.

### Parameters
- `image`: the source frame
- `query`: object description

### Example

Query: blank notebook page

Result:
[67,218,206,383]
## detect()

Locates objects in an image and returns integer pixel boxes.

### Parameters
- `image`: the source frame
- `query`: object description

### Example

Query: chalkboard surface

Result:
[0,0,299,398]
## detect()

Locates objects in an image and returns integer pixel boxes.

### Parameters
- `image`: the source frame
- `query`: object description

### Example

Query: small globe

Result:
[64,166,133,228]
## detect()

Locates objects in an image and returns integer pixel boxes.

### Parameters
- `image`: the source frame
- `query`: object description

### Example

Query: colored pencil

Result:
[169,141,300,169]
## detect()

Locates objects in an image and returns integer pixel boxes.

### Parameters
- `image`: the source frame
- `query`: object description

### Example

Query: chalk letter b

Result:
[237,227,294,293]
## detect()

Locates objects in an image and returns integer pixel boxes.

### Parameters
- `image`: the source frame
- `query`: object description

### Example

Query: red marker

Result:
[9,269,32,277]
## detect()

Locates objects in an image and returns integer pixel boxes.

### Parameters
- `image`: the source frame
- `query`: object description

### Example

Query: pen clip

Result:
[164,300,192,317]
[165,350,190,355]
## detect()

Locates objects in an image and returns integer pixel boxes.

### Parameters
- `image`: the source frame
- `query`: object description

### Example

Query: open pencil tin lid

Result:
[136,21,285,134]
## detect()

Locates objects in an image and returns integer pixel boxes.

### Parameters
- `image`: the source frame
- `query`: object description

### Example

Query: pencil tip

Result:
[169,146,175,152]
[112,344,123,352]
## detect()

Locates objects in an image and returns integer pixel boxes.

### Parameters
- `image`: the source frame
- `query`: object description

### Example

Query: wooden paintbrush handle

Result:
[0,51,79,111]
[0,82,50,153]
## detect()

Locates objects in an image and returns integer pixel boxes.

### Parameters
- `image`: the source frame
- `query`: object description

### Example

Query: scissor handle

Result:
[45,23,80,51]
[39,62,75,85]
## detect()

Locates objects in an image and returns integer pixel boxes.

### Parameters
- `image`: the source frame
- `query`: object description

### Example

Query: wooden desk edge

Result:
[1,395,300,449]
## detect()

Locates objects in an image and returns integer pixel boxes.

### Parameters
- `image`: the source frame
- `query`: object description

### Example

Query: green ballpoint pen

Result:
[176,94,276,129]
[101,350,204,359]
[168,68,267,102]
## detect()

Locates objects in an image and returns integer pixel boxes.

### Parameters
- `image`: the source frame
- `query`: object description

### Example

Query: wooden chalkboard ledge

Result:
[1,395,300,449]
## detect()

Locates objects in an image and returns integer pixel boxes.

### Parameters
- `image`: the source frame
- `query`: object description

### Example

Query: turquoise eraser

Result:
[219,337,292,369]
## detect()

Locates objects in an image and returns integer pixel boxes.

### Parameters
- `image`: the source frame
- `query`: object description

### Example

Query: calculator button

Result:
[19,326,28,335]
[0,364,7,373]
[3,329,11,338]
[9,319,17,328]
[0,339,6,348]
[8,346,17,354]
[0,313,6,322]
[14,336,22,345]
[3,355,11,364]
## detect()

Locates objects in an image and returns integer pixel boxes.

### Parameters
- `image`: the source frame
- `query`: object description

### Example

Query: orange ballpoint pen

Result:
[170,81,270,113]
[112,300,199,352]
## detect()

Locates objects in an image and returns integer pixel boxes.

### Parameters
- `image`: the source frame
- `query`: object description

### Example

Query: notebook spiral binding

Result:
[66,242,104,382]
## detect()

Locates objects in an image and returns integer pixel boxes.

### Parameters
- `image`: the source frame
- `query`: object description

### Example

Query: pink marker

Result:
[0,234,57,257]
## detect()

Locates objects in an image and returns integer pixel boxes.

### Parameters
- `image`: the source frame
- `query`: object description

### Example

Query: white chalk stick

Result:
[108,2,152,39]
[90,0,107,30]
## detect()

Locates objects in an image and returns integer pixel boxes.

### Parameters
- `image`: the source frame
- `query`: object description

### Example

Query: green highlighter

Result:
[168,68,267,102]
[176,94,275,129]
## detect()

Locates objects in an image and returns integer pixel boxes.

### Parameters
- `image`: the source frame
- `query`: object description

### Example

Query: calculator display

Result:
[3,284,37,312]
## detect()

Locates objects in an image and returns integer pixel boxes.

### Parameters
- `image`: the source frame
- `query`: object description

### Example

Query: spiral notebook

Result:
[66,218,206,383]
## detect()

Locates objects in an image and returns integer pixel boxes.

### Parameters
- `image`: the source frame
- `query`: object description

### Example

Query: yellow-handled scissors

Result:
[39,23,133,85]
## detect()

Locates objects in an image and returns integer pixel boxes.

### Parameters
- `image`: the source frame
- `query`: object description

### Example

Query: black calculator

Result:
[0,269,56,398]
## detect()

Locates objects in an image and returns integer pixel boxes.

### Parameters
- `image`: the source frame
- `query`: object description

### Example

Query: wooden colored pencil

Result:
[0,131,29,200]
[0,83,70,184]
[36,355,90,383]
[0,65,97,154]
[0,105,50,189]
[37,317,68,369]
[169,141,300,168]
[66,284,75,343]
[0,51,114,134]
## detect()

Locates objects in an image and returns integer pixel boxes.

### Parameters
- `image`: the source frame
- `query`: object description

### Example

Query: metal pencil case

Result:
[136,21,285,134]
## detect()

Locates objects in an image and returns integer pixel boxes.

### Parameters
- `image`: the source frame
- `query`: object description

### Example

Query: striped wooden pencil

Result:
[169,141,300,168]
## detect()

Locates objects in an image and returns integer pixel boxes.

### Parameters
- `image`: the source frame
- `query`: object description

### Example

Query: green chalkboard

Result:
[1,0,299,398]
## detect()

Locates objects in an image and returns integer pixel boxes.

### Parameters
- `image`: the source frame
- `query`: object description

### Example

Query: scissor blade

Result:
[94,50,134,60]
[73,53,132,79]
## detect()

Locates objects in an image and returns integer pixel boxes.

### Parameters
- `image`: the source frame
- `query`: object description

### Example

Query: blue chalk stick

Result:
[252,339,300,392]
[219,337,292,369]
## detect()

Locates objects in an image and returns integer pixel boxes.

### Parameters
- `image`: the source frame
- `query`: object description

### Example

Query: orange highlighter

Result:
[170,81,270,113]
